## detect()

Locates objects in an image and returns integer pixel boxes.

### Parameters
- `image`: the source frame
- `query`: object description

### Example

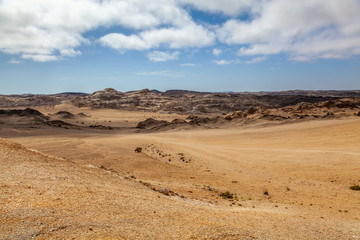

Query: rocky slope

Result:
[132,98,360,131]
[72,88,344,114]
[2,88,360,115]
[0,92,87,108]
[224,98,360,121]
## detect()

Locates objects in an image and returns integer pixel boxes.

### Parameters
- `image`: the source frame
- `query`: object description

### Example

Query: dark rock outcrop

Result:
[0,93,87,108]
[0,108,46,118]
[72,88,349,114]
[53,111,75,119]
[136,118,170,130]
[225,98,360,121]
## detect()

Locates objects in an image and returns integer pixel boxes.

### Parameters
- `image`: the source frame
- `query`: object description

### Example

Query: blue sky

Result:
[1,0,360,94]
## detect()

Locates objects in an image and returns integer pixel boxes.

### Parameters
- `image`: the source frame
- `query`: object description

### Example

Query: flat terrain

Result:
[1,105,360,239]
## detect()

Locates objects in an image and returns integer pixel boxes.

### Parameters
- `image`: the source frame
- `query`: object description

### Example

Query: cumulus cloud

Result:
[212,48,222,56]
[99,34,149,52]
[213,59,242,65]
[218,0,360,61]
[181,63,200,67]
[245,56,267,64]
[213,59,231,65]
[99,24,215,52]
[1,0,360,62]
[60,49,82,57]
[21,54,59,62]
[0,0,195,61]
[147,51,180,62]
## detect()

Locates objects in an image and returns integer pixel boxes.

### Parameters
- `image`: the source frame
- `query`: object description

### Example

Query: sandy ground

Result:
[1,106,360,239]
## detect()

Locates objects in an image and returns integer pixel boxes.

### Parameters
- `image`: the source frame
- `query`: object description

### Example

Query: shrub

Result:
[350,185,360,191]
[219,191,234,199]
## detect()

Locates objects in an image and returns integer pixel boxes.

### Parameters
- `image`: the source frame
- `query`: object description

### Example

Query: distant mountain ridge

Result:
[71,88,357,114]
[1,88,360,114]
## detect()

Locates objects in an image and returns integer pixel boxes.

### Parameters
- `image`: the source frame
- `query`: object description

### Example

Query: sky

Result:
[1,0,360,94]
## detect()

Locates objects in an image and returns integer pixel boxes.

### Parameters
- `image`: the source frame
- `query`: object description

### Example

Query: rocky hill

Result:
[72,88,347,114]
[0,92,87,108]
[224,98,360,121]
[2,88,360,115]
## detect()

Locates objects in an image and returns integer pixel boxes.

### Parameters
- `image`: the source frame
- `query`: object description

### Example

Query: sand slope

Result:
[1,119,360,239]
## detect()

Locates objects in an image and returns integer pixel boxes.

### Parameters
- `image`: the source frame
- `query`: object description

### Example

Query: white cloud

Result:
[137,70,170,76]
[60,49,82,57]
[0,0,195,62]
[140,25,215,49]
[99,34,149,52]
[99,24,215,52]
[218,0,360,61]
[212,48,222,56]
[213,57,265,65]
[147,51,180,62]
[8,59,21,64]
[213,59,231,65]
[1,0,360,63]
[213,59,242,65]
[181,63,200,67]
[21,54,59,62]
[245,56,267,64]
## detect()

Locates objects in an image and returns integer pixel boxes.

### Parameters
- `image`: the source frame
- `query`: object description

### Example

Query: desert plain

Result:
[0,89,360,239]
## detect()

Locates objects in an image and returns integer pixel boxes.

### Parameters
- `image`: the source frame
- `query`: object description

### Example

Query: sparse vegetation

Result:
[135,147,142,153]
[203,185,214,191]
[219,191,234,199]
[350,185,360,191]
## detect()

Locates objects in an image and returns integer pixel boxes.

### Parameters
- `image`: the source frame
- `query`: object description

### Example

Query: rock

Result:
[45,120,75,128]
[186,115,211,124]
[323,112,335,118]
[162,187,169,195]
[171,119,187,124]
[77,112,89,117]
[224,111,246,120]
[136,118,170,129]
[88,124,113,130]
[53,111,75,119]
[246,107,257,115]
[71,88,344,114]
[0,108,45,118]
